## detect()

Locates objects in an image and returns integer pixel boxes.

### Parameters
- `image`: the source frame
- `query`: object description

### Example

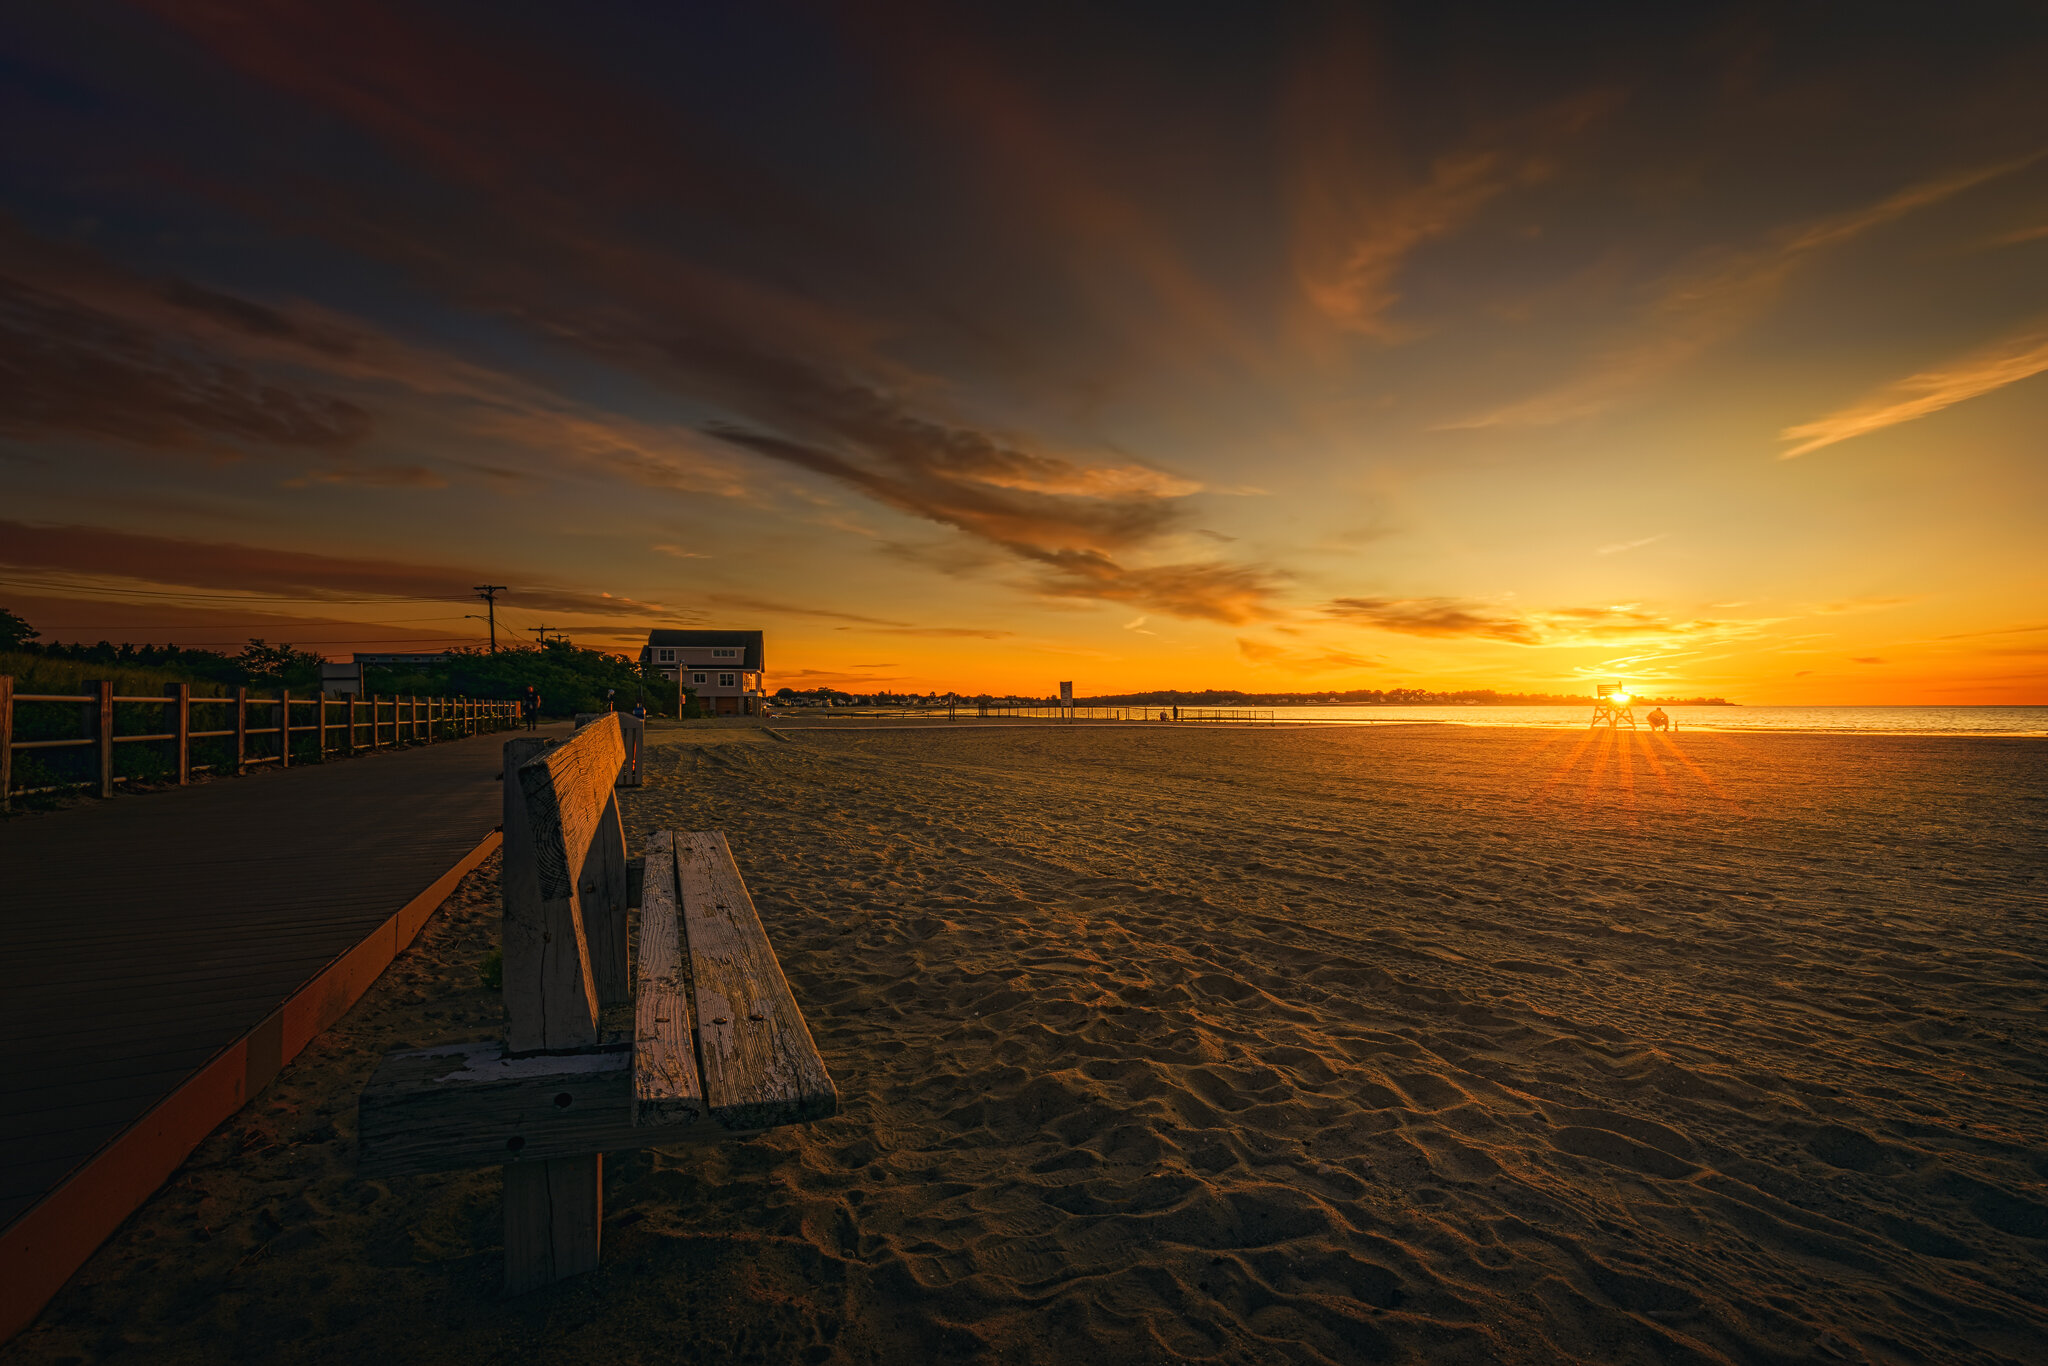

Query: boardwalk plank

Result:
[0,727,534,1242]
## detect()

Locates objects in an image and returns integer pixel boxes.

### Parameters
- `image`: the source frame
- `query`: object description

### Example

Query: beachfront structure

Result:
[640,628,766,716]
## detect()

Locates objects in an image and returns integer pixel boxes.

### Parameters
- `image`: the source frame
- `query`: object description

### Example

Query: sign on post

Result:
[320,661,363,695]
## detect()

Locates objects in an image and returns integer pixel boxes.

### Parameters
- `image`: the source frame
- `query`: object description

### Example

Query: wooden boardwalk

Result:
[0,726,550,1245]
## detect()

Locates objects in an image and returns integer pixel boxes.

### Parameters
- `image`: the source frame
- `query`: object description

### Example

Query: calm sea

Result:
[1263,705,2047,736]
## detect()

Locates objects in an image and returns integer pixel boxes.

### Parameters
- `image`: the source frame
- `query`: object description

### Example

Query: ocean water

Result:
[1264,704,2048,735]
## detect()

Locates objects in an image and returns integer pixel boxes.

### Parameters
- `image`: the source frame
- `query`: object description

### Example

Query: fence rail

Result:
[0,676,519,811]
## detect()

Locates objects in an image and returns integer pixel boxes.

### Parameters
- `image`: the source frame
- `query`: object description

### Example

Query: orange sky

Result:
[2,5,2044,702]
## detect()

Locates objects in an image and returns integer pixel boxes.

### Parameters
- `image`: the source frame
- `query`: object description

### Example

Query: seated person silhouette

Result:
[1647,706,1669,732]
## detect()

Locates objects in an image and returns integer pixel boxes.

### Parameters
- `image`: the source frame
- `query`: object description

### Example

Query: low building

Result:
[640,629,766,716]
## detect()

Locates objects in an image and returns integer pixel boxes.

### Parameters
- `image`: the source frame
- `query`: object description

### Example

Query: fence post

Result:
[172,683,190,784]
[279,688,291,768]
[97,680,115,797]
[317,692,327,760]
[1,674,12,813]
[234,686,247,775]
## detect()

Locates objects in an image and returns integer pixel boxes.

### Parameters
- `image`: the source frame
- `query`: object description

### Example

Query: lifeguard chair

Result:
[1591,682,1636,730]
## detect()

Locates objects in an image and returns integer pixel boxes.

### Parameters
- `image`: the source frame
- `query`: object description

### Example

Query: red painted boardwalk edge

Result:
[0,829,503,1344]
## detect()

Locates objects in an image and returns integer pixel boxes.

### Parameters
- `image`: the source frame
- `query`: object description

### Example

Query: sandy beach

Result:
[6,723,2045,1364]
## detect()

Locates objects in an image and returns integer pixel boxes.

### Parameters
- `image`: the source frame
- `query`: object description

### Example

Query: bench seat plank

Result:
[632,832,704,1126]
[676,831,837,1130]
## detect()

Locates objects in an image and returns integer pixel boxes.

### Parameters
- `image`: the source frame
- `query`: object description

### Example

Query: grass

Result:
[0,651,235,698]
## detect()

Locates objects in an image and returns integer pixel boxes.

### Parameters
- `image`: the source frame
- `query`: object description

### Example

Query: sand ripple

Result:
[9,725,2043,1364]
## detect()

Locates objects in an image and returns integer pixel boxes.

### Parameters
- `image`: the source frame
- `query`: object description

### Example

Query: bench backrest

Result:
[572,711,643,787]
[501,715,630,1053]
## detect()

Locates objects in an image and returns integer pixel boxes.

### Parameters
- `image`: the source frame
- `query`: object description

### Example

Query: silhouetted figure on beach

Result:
[522,687,541,730]
[1648,706,1669,733]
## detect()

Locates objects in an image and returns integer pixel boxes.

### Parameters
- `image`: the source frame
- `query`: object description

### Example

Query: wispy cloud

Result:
[652,544,709,559]
[1779,322,2048,458]
[1283,13,1617,342]
[1446,154,2043,429]
[0,520,646,617]
[1595,533,1665,556]
[704,591,1012,639]
[1322,594,1776,648]
[1816,594,1920,614]
[1988,223,2048,247]
[1323,596,1539,643]
[0,270,372,456]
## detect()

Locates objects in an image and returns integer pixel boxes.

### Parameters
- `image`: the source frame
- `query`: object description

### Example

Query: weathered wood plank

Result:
[502,736,598,1052]
[676,831,837,1130]
[585,789,630,1005]
[572,712,642,787]
[512,718,629,1024]
[504,1155,600,1294]
[357,1042,754,1175]
[632,833,703,1126]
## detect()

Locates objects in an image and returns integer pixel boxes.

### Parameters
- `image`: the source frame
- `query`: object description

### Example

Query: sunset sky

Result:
[3,3,2045,701]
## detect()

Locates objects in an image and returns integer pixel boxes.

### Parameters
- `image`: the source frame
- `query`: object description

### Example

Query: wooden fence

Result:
[0,677,519,811]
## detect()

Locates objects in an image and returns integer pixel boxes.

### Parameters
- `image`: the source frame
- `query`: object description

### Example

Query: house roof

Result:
[643,629,764,670]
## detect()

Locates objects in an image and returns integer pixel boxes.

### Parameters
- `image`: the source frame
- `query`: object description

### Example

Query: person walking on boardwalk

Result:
[522,686,541,730]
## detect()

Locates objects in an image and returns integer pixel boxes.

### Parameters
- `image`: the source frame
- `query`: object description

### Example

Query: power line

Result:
[26,617,473,630]
[31,634,490,644]
[473,584,507,653]
[0,578,479,607]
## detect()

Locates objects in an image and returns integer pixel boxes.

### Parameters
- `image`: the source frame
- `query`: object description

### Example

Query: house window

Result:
[712,647,737,658]
[657,648,674,662]
[692,672,707,685]
[718,673,736,688]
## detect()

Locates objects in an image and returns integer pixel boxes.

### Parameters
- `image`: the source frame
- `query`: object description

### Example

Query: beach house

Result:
[640,628,766,716]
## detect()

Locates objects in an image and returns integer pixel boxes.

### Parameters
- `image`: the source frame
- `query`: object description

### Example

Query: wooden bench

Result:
[356,713,834,1292]
[572,710,643,787]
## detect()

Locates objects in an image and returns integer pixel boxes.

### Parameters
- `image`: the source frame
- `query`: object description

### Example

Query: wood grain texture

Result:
[503,1154,600,1294]
[501,736,598,1053]
[585,794,630,1006]
[676,831,837,1130]
[356,1041,744,1174]
[509,720,626,1032]
[632,833,703,1127]
[0,727,524,1234]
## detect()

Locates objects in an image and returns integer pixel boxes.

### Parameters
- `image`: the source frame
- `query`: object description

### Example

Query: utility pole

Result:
[529,623,562,646]
[473,585,507,652]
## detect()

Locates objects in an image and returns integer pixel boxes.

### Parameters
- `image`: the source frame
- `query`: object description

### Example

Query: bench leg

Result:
[503,1154,602,1293]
